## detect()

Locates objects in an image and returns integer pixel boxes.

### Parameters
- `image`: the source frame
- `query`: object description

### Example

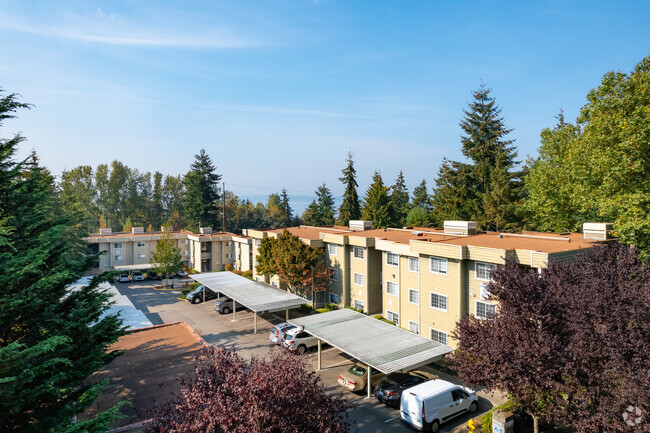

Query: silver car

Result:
[281,327,318,355]
[269,322,296,345]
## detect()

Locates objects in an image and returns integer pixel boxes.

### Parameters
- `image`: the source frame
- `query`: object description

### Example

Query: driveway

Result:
[114,280,506,432]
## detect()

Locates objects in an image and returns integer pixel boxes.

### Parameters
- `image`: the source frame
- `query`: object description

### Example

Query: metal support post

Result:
[317,340,322,370]
[366,364,372,399]
[232,300,237,322]
[253,313,257,334]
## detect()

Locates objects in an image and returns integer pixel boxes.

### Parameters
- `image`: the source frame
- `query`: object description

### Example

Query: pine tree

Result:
[336,152,361,226]
[150,171,164,230]
[460,84,517,195]
[389,171,410,227]
[183,149,221,231]
[302,183,336,226]
[411,179,431,211]
[0,90,125,432]
[362,171,392,229]
[279,188,293,226]
[431,159,477,225]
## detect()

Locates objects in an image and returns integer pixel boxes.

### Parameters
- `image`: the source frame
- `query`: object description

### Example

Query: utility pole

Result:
[222,182,226,232]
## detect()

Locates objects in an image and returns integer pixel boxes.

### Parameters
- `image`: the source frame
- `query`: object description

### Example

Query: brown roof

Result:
[80,322,206,428]
[86,229,238,239]
[264,226,351,240]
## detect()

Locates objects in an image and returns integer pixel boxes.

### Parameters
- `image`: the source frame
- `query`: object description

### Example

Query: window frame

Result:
[353,272,364,287]
[386,310,399,325]
[136,241,145,247]
[408,257,419,273]
[114,255,123,261]
[353,246,364,259]
[354,299,365,311]
[137,253,146,259]
[113,242,123,249]
[386,281,399,296]
[409,320,420,334]
[408,288,419,305]
[430,328,448,345]
[430,292,448,312]
[475,262,496,281]
[329,293,340,304]
[430,257,448,275]
[328,244,339,256]
[475,300,497,319]
[329,268,339,281]
[386,252,399,266]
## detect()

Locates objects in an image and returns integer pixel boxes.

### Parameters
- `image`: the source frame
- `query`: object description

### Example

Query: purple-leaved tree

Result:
[146,346,354,433]
[449,242,649,433]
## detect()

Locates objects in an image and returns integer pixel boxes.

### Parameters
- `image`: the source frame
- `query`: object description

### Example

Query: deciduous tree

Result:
[146,346,353,433]
[151,231,183,279]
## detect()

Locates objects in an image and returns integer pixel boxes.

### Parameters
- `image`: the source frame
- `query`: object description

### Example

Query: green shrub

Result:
[189,282,201,290]
[299,304,314,314]
[178,289,191,300]
[315,308,329,314]
[225,264,233,272]
[242,270,253,280]
[481,399,521,433]
[324,303,337,311]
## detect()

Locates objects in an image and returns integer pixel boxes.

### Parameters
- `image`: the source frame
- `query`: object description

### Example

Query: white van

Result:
[400,379,478,432]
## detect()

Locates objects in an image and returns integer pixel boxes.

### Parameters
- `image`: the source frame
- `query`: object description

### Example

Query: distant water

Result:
[238,194,343,216]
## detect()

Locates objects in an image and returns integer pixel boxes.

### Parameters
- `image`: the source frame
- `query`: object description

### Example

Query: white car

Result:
[269,322,296,345]
[281,327,318,355]
[132,271,145,281]
[117,274,130,283]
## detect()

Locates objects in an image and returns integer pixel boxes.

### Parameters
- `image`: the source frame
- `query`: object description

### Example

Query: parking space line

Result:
[384,416,400,423]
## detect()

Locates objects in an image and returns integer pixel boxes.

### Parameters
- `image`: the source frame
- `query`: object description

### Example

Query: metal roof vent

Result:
[349,220,373,231]
[443,221,477,235]
[132,227,144,234]
[583,223,614,240]
[200,227,213,235]
[99,228,112,235]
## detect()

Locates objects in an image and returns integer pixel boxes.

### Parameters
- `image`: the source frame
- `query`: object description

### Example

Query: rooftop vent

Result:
[160,226,171,232]
[132,227,144,234]
[444,221,477,235]
[349,220,373,231]
[99,228,112,235]
[583,223,614,240]
[200,227,213,235]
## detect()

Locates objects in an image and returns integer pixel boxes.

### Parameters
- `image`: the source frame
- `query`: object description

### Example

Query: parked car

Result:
[374,372,429,408]
[281,327,318,355]
[269,322,296,345]
[338,363,386,393]
[132,271,145,281]
[400,379,478,433]
[117,274,130,283]
[186,285,219,304]
[214,296,234,314]
[146,272,160,280]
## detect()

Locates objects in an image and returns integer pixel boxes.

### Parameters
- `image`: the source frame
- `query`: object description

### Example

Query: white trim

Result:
[429,292,448,312]
[136,241,146,247]
[408,288,419,305]
[354,299,365,311]
[353,246,364,260]
[429,257,448,275]
[328,244,339,256]
[386,281,399,296]
[386,252,399,267]
[408,256,419,273]
[430,327,448,345]
[353,272,364,287]
[475,300,497,319]
[475,262,496,281]
[386,309,399,325]
[409,320,420,335]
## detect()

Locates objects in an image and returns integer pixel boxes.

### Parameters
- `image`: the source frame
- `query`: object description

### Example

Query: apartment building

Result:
[241,221,613,348]
[85,227,253,273]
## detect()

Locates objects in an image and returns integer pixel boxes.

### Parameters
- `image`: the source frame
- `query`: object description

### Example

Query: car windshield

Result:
[348,365,366,377]
[284,334,293,341]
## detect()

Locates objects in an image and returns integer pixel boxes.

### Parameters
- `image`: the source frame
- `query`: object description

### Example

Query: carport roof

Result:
[114,263,157,271]
[190,272,309,313]
[289,309,454,374]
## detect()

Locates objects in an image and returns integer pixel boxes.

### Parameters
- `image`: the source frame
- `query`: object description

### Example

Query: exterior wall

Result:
[366,247,383,315]
[398,254,420,334]
[325,241,344,306]
[382,251,401,324]
[349,244,367,312]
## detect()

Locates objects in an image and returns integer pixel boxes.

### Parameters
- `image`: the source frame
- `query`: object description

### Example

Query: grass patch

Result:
[481,399,521,433]
[177,289,191,300]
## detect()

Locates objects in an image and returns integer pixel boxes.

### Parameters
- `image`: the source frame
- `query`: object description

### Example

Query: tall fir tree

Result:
[361,171,392,229]
[431,159,477,225]
[150,171,164,230]
[411,179,431,211]
[336,152,361,226]
[279,188,293,226]
[183,149,221,231]
[302,183,336,226]
[389,171,410,227]
[0,90,125,432]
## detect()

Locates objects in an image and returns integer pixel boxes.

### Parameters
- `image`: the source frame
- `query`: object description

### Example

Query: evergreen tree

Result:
[122,216,133,232]
[460,84,517,195]
[265,193,288,227]
[483,156,519,231]
[150,171,164,230]
[336,152,361,226]
[406,206,430,227]
[411,179,431,211]
[59,165,98,234]
[431,159,477,225]
[362,171,392,229]
[389,171,410,227]
[279,188,293,226]
[0,90,125,432]
[302,183,336,226]
[183,149,221,231]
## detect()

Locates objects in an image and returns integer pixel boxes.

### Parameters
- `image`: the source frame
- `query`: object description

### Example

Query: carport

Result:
[114,263,158,272]
[288,308,455,399]
[190,272,309,333]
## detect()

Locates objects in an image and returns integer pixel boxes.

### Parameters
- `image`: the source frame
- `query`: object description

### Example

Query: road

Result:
[115,280,507,433]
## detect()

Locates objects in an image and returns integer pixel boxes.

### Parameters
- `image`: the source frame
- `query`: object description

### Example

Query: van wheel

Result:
[192,297,201,304]
[222,307,231,314]
[426,420,440,433]
[469,401,478,413]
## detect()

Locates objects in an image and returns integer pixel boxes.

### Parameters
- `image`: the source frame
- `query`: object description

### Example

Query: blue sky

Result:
[1,0,648,213]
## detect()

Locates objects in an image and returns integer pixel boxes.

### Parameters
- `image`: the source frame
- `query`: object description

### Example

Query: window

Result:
[254,239,261,247]
[386,310,399,325]
[136,241,145,247]
[329,268,338,281]
[137,253,146,259]
[408,257,419,273]
[225,253,231,259]
[409,321,420,334]
[328,244,338,255]
[329,293,340,304]
[255,277,261,282]
[476,301,497,319]
[353,273,364,287]
[430,293,448,311]
[113,243,123,249]
[182,239,189,244]
[114,248,121,255]
[225,241,231,247]
[354,300,365,311]
[430,328,447,345]
[386,281,399,296]
[452,389,470,401]
[386,252,399,266]
[114,255,123,261]
[408,289,419,305]
[430,257,447,275]
[182,250,188,256]
[353,246,364,259]
[272,281,278,287]
[480,282,490,300]
[476,262,496,281]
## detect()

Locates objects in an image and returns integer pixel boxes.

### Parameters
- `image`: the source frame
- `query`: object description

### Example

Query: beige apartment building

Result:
[85,227,253,273]
[242,220,613,349]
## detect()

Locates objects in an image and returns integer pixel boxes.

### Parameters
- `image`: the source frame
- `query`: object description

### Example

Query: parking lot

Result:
[115,279,506,433]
